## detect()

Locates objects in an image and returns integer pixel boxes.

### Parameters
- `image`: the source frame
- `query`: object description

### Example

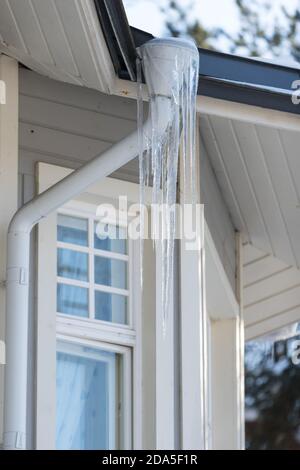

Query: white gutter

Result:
[3,97,171,450]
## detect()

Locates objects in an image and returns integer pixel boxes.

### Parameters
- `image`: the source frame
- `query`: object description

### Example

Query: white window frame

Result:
[56,334,132,450]
[35,163,144,450]
[56,202,134,329]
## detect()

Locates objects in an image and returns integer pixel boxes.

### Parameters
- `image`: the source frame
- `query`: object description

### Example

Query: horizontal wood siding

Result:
[243,242,300,339]
[19,69,236,291]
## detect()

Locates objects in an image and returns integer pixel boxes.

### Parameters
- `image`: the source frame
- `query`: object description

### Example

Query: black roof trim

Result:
[95,1,300,115]
[95,0,137,81]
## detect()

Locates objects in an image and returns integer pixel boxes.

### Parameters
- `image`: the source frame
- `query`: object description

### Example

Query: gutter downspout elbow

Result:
[3,97,171,450]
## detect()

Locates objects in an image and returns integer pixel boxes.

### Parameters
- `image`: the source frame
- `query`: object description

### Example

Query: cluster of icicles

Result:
[137,39,199,335]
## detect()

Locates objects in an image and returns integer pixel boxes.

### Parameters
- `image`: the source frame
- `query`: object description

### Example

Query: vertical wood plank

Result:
[35,163,57,449]
[180,117,207,449]
[155,251,175,449]
[210,233,244,450]
[0,55,19,444]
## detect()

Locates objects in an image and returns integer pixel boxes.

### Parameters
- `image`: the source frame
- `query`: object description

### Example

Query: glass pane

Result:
[57,283,88,317]
[94,256,127,289]
[95,291,127,325]
[57,248,88,281]
[94,222,127,254]
[56,342,121,450]
[245,323,300,450]
[57,214,88,246]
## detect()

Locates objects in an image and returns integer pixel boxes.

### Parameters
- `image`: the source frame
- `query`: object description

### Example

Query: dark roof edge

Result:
[95,1,300,115]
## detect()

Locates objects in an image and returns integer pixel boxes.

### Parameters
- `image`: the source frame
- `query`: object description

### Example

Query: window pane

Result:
[94,222,127,254]
[245,323,300,450]
[56,342,121,450]
[57,214,88,246]
[95,291,127,325]
[57,248,88,281]
[57,284,88,317]
[94,256,127,289]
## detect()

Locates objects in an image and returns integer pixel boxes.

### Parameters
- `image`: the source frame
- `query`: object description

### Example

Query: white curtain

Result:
[56,349,111,450]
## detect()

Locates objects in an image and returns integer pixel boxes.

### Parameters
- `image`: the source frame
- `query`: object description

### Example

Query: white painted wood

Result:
[209,233,244,450]
[155,243,175,450]
[243,243,300,341]
[246,285,300,325]
[242,242,267,265]
[113,81,300,277]
[0,55,19,444]
[201,112,300,271]
[180,218,206,449]
[246,306,300,340]
[20,69,137,121]
[18,70,237,298]
[205,224,239,320]
[0,0,115,92]
[210,318,242,449]
[256,126,300,266]
[0,341,5,365]
[36,163,146,449]
[0,78,5,104]
[244,254,287,287]
[141,237,156,449]
[114,78,300,133]
[244,266,300,306]
[35,164,57,449]
[179,122,207,450]
[20,121,111,161]
[235,233,245,450]
[200,138,236,291]
[234,121,295,265]
[31,0,79,77]
[20,94,135,143]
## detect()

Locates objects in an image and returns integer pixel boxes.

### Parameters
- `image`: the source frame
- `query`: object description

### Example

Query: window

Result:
[56,341,122,450]
[36,165,147,450]
[55,205,135,450]
[245,323,300,450]
[57,213,129,325]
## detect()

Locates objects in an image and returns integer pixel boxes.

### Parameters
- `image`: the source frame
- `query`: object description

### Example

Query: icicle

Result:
[137,38,199,336]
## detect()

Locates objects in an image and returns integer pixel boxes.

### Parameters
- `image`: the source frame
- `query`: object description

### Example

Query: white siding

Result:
[0,0,114,92]
[200,137,236,290]
[201,114,300,270]
[19,68,236,291]
[243,242,300,340]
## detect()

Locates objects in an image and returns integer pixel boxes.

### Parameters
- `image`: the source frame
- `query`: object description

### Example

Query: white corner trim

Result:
[0,340,5,364]
[205,223,239,320]
[0,79,5,104]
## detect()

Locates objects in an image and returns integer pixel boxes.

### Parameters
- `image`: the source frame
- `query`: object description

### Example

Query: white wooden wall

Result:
[19,68,236,291]
[17,67,238,448]
[200,137,236,291]
[244,242,300,339]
